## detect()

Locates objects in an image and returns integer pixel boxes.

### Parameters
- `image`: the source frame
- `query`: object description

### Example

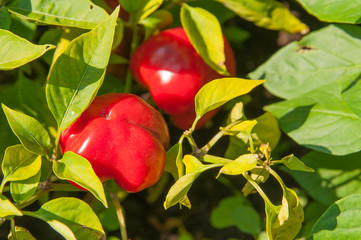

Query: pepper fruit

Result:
[59,93,169,193]
[130,27,236,130]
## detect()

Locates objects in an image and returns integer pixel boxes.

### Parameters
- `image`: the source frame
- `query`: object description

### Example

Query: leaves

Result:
[7,0,109,29]
[298,0,361,24]
[164,143,181,180]
[0,29,54,70]
[0,7,11,30]
[0,194,22,217]
[26,197,105,240]
[195,78,265,118]
[53,152,108,207]
[308,193,361,239]
[11,169,41,203]
[2,104,50,155]
[8,226,36,240]
[164,155,222,209]
[217,154,257,177]
[46,7,119,138]
[216,0,309,34]
[120,0,163,21]
[285,150,361,206]
[1,145,41,192]
[250,24,361,155]
[210,195,261,234]
[181,4,228,75]
[280,154,314,172]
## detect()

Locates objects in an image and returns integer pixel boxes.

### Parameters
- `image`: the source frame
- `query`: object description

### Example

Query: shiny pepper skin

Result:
[130,27,236,130]
[59,93,169,193]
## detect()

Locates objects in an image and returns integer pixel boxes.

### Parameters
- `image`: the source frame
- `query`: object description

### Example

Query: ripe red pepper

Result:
[130,27,236,130]
[59,93,169,193]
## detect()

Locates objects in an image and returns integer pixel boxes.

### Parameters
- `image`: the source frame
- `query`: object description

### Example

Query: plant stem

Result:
[10,218,17,240]
[201,154,232,164]
[201,120,241,153]
[242,172,273,207]
[111,192,128,240]
[49,183,82,192]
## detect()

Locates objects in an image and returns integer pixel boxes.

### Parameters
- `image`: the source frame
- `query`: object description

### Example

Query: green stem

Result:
[10,218,17,240]
[267,167,286,192]
[189,115,201,133]
[201,154,232,165]
[242,173,273,207]
[201,120,242,153]
[111,192,128,240]
[184,132,198,153]
[248,134,255,154]
[124,20,139,93]
[49,183,82,192]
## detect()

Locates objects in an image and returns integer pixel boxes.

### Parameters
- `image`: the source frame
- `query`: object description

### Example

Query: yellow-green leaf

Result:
[195,78,265,119]
[218,154,257,177]
[281,154,314,172]
[0,194,22,217]
[181,4,228,75]
[231,120,257,135]
[216,0,309,34]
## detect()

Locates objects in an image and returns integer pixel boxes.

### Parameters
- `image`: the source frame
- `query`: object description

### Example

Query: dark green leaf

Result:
[27,197,105,240]
[119,0,162,20]
[46,8,119,138]
[253,112,280,150]
[181,4,228,75]
[298,0,361,24]
[0,193,22,217]
[0,29,54,70]
[165,143,181,180]
[0,7,11,30]
[216,0,309,34]
[53,151,108,207]
[1,145,41,192]
[280,154,314,172]
[2,104,50,155]
[210,195,261,234]
[308,193,361,239]
[8,0,109,29]
[9,13,36,41]
[286,151,361,206]
[250,24,361,155]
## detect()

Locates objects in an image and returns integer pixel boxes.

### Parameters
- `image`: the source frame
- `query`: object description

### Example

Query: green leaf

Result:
[0,7,11,30]
[26,197,105,240]
[210,195,261,234]
[53,152,108,208]
[230,120,257,135]
[242,168,269,196]
[0,72,57,161]
[250,24,361,155]
[0,193,22,217]
[164,155,222,209]
[1,145,41,193]
[280,154,314,172]
[119,0,163,20]
[2,104,50,156]
[215,0,309,34]
[308,193,361,239]
[285,151,361,206]
[8,0,109,29]
[11,169,41,203]
[165,143,181,180]
[8,226,36,240]
[253,112,280,150]
[181,4,228,75]
[195,78,265,118]
[217,154,257,177]
[38,28,64,65]
[46,7,119,138]
[0,29,54,70]
[298,0,361,24]
[9,13,36,41]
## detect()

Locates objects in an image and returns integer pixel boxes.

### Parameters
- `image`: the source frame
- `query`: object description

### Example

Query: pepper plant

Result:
[1,0,361,240]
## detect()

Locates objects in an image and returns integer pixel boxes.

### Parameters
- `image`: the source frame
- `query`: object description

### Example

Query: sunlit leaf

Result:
[0,29,54,70]
[250,24,361,155]
[8,226,36,240]
[230,120,257,135]
[46,8,119,139]
[11,169,41,203]
[0,193,22,217]
[26,197,105,240]
[53,152,108,207]
[218,154,257,177]
[181,4,227,75]
[280,154,314,172]
[1,145,41,192]
[216,0,309,34]
[164,155,222,209]
[2,104,50,155]
[308,193,361,239]
[298,0,361,24]
[195,78,265,118]
[8,0,109,29]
